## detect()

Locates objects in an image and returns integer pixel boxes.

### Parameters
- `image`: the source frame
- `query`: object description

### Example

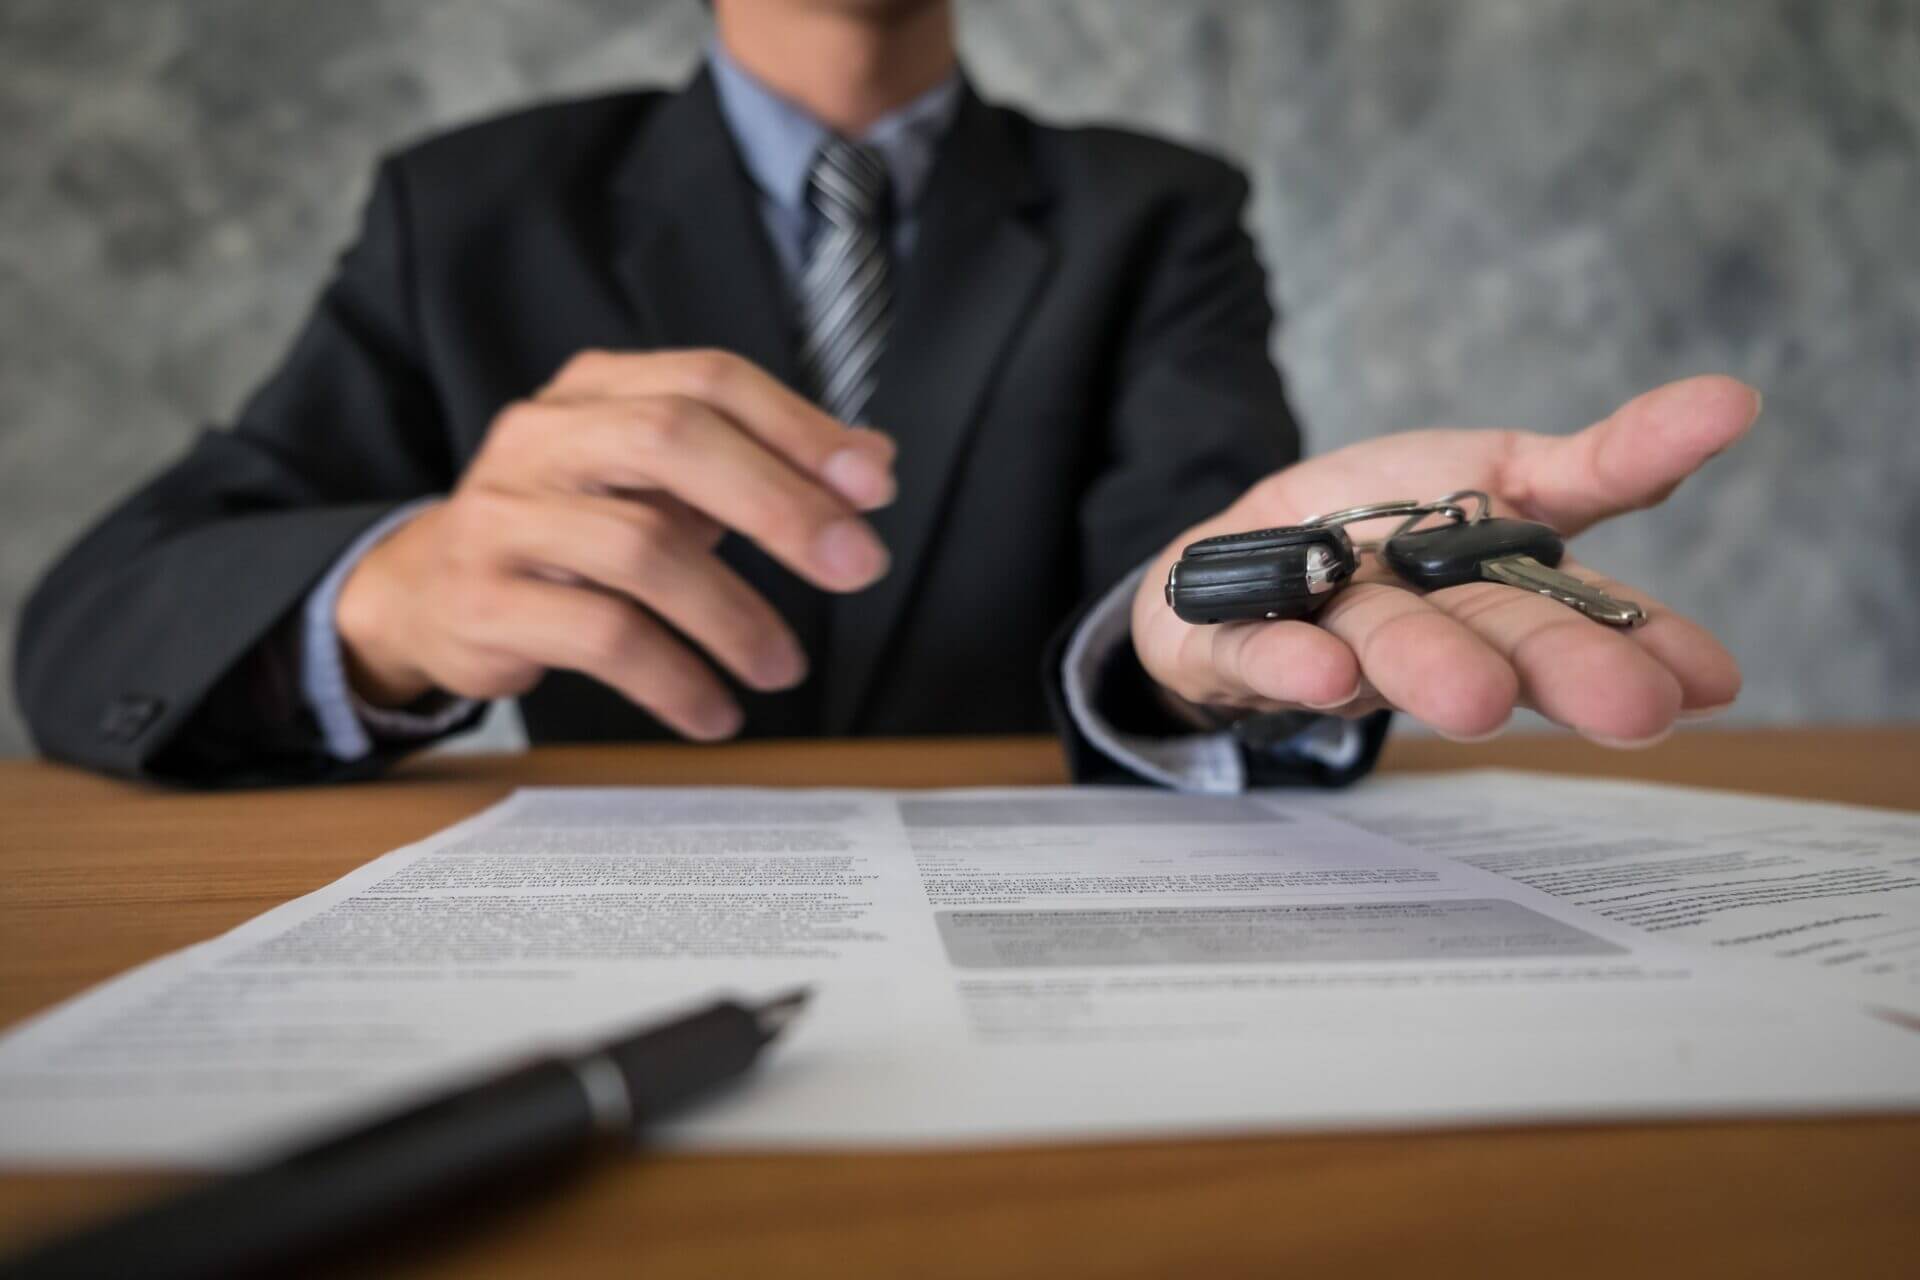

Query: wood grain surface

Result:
[2,728,1917,1277]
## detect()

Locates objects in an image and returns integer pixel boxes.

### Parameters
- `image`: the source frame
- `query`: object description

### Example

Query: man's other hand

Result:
[1134,375,1758,746]
[335,350,896,740]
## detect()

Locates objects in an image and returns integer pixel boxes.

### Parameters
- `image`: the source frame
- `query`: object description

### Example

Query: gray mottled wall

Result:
[3,0,1917,757]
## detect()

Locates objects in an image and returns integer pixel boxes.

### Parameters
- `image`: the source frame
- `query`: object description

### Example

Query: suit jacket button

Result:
[99,695,165,743]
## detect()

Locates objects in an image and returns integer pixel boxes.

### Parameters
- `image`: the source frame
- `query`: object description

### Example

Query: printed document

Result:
[1,787,1915,1166]
[1293,771,1920,1012]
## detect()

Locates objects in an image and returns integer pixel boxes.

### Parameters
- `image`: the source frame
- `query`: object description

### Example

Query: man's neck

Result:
[712,1,957,134]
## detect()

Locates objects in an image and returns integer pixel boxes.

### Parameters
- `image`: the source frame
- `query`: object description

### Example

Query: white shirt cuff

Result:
[298,500,478,761]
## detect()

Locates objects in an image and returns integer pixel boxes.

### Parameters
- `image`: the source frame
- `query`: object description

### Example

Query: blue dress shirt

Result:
[706,41,961,279]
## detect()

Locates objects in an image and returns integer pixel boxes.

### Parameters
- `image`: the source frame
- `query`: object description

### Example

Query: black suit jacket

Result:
[17,71,1379,786]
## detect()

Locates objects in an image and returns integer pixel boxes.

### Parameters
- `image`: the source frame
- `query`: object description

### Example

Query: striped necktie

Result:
[798,138,892,423]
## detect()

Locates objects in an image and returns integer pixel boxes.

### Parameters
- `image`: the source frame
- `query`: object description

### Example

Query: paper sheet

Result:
[1289,771,1920,1013]
[1,786,1915,1167]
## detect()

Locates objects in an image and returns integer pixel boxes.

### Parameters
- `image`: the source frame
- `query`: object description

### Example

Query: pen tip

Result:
[754,987,812,1041]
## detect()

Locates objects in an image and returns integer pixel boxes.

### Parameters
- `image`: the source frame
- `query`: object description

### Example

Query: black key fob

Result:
[1383,517,1566,590]
[1165,525,1357,624]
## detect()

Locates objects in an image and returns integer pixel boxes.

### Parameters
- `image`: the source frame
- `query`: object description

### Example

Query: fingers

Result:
[1313,583,1521,738]
[1136,568,1521,737]
[613,492,724,552]
[502,396,889,593]
[423,348,906,743]
[1131,548,1360,711]
[1551,562,1741,715]
[541,348,897,508]
[1162,617,1361,711]
[486,492,808,694]
[1138,557,1729,745]
[1503,375,1760,535]
[457,576,742,741]
[1425,573,1688,745]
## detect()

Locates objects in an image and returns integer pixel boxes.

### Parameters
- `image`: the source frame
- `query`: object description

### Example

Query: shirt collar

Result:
[707,39,964,219]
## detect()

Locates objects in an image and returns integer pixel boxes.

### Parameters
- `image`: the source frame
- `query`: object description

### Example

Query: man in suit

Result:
[14,0,1746,789]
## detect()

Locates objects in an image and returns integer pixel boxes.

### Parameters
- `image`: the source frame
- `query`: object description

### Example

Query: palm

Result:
[1133,377,1758,744]
[1254,429,1520,530]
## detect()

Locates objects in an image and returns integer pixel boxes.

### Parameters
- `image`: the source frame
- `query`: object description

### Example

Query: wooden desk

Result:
[2,729,1917,1277]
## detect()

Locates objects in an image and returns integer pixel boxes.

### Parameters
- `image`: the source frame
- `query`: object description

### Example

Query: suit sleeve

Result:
[12,158,467,786]
[1051,158,1390,785]
[1075,162,1298,589]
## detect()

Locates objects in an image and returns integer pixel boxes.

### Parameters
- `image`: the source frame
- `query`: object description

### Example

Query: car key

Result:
[1165,524,1358,624]
[1383,516,1647,627]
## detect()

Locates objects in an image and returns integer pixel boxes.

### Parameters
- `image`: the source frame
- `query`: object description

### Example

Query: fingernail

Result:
[1749,390,1764,422]
[1582,723,1676,749]
[753,644,808,691]
[823,447,895,510]
[814,518,889,587]
[846,426,897,462]
[1438,716,1511,744]
[691,699,744,741]
[1678,702,1733,723]
[1303,684,1362,711]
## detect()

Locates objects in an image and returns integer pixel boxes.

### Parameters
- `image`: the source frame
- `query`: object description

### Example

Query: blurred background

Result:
[2,0,1916,756]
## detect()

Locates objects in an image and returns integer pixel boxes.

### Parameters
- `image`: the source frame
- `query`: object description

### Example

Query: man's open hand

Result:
[1134,376,1757,744]
[335,350,895,741]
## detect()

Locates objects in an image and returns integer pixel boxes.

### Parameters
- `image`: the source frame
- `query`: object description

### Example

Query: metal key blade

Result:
[1481,556,1647,628]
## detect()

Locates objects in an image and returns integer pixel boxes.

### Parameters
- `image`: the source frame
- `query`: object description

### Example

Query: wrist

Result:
[335,524,435,709]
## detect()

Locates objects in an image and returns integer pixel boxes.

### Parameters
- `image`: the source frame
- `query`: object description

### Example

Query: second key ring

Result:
[1304,498,1459,529]
[1388,489,1492,541]
[1305,497,1476,554]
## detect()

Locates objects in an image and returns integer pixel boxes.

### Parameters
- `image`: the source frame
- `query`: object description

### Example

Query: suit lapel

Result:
[607,70,828,734]
[608,69,799,386]
[606,75,1054,737]
[822,90,1054,734]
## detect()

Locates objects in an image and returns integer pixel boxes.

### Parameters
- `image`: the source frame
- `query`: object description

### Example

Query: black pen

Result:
[3,990,810,1280]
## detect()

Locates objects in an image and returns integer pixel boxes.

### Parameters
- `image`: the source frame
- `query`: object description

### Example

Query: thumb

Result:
[1507,375,1761,534]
